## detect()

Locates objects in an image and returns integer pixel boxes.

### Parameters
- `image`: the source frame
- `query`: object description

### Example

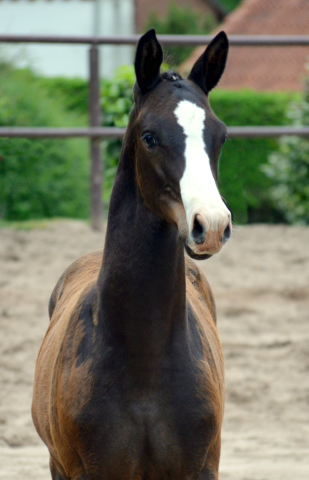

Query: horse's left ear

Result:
[135,29,163,94]
[188,31,228,95]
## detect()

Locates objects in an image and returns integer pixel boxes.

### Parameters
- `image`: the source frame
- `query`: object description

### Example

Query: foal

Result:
[32,29,231,480]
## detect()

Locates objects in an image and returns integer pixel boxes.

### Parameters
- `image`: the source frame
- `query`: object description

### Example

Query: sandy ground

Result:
[0,220,308,480]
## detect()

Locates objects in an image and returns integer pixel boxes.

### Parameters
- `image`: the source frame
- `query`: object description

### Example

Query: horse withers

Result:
[32,29,231,480]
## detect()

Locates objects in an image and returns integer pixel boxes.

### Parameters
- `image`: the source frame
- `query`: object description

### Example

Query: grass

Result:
[0,218,92,231]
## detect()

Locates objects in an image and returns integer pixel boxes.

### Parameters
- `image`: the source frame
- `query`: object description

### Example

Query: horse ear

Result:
[135,29,163,94]
[188,31,228,95]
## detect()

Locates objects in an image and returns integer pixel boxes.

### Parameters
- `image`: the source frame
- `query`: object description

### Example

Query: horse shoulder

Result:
[34,252,101,413]
[185,256,217,324]
[48,249,103,320]
[41,248,103,411]
[185,256,223,386]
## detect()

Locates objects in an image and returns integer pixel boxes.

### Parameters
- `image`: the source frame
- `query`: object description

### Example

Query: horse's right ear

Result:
[135,29,163,94]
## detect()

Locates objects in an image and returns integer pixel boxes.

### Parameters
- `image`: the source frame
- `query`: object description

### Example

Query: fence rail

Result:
[1,34,309,46]
[1,126,309,139]
[1,34,309,229]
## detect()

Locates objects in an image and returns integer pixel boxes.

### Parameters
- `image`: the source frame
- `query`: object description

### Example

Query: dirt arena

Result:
[0,220,308,480]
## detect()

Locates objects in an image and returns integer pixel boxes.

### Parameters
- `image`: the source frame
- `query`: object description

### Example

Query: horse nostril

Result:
[192,216,206,245]
[221,224,231,244]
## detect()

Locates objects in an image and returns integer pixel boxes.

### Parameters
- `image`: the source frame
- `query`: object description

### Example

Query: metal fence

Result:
[1,34,309,229]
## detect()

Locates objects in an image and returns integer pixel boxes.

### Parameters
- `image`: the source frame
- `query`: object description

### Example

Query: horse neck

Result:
[97,140,187,359]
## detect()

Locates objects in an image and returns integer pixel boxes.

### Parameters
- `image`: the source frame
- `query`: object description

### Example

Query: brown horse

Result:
[32,29,231,480]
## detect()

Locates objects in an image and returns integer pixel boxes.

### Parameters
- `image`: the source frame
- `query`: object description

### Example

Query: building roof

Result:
[182,0,309,91]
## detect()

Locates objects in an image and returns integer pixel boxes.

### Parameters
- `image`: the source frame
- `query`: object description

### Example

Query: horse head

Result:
[132,29,231,260]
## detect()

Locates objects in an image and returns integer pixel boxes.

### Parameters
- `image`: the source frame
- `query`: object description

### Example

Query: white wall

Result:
[0,0,134,78]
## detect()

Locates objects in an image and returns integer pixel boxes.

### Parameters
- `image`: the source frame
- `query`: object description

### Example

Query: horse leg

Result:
[195,439,221,480]
[196,471,218,480]
[49,456,68,480]
[50,456,91,480]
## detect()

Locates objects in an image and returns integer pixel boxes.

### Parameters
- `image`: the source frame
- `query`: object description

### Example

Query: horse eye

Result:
[142,133,157,149]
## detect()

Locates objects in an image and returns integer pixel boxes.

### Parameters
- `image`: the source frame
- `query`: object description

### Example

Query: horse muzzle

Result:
[185,210,232,259]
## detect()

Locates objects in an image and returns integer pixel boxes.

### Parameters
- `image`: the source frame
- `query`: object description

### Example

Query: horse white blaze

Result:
[174,100,231,253]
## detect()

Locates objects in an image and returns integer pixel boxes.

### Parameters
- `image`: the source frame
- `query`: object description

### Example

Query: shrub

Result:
[38,76,89,116]
[220,0,242,11]
[262,137,309,224]
[101,66,135,201]
[262,76,309,224]
[210,89,297,223]
[0,66,89,221]
[5,67,295,223]
[38,67,134,203]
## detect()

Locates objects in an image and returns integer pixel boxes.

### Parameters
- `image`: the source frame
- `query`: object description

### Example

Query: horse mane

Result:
[160,71,183,82]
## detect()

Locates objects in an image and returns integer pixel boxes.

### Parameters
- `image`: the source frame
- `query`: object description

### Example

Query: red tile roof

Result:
[182,0,309,91]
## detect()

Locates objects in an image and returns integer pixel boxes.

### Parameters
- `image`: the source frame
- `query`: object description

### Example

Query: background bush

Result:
[100,66,135,201]
[38,76,89,116]
[0,63,297,224]
[262,74,309,224]
[39,67,134,203]
[219,0,242,12]
[0,65,89,220]
[210,90,296,223]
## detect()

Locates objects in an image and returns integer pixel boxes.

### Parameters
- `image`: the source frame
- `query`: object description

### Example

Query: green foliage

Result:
[101,66,134,128]
[0,67,89,221]
[38,76,89,117]
[262,78,309,224]
[145,4,217,66]
[1,62,296,224]
[210,90,297,223]
[262,137,309,224]
[101,66,135,202]
[219,0,242,12]
[38,67,135,204]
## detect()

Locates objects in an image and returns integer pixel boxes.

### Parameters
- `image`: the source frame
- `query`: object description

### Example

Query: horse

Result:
[32,29,231,480]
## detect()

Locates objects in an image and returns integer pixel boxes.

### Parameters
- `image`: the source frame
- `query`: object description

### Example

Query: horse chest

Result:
[69,349,219,480]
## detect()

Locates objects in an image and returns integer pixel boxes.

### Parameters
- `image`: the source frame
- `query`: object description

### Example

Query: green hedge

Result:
[38,76,89,116]
[38,67,135,203]
[1,66,298,223]
[0,67,89,220]
[262,80,309,225]
[210,90,297,223]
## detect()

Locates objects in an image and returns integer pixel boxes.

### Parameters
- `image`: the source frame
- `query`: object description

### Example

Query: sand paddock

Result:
[0,220,308,479]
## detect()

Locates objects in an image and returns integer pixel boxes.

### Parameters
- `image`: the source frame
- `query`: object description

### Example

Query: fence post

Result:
[89,44,103,231]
